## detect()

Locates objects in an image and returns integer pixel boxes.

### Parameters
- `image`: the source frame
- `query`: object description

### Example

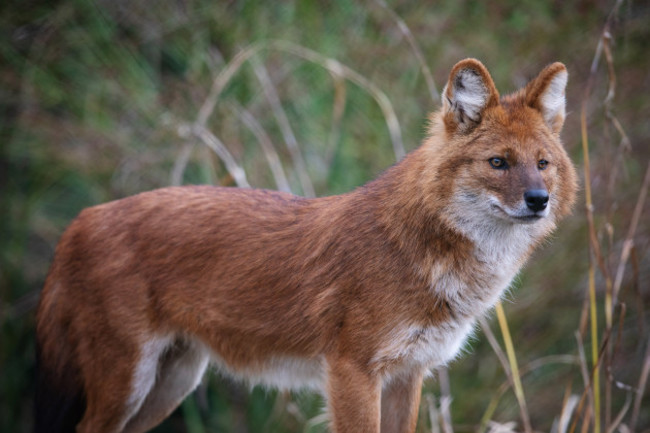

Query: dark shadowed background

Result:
[1,0,649,432]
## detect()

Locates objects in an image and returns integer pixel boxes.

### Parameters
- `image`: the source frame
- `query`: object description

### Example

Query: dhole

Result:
[35,59,577,433]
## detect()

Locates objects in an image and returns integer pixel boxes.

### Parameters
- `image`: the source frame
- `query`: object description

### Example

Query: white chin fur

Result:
[489,199,550,224]
[444,190,556,246]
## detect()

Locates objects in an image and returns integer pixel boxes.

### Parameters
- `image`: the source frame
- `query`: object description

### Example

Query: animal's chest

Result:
[372,319,475,376]
[437,241,526,318]
[372,243,526,376]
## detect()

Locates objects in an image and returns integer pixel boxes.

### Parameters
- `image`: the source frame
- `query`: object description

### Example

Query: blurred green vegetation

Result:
[1,0,649,431]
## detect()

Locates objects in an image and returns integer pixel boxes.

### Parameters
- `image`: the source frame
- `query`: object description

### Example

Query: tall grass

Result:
[1,0,648,432]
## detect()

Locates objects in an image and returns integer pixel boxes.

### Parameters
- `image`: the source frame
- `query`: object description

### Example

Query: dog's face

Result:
[427,59,577,236]
[451,105,574,228]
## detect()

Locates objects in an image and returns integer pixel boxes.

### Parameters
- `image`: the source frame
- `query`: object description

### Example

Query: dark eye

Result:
[538,159,548,170]
[489,157,508,169]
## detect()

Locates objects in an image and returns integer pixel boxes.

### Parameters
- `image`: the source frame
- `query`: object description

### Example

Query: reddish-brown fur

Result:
[35,59,577,433]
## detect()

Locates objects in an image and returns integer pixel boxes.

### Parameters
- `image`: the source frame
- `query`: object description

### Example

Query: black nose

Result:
[524,189,549,212]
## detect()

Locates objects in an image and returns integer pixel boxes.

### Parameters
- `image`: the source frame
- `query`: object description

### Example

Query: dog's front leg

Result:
[380,369,425,433]
[326,356,381,433]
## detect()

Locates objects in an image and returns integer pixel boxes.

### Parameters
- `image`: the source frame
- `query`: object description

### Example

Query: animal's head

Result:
[429,59,578,236]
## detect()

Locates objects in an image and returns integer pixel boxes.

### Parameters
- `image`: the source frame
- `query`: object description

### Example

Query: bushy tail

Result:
[34,340,86,433]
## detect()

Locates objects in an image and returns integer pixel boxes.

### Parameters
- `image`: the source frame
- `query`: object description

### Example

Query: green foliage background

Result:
[1,0,649,431]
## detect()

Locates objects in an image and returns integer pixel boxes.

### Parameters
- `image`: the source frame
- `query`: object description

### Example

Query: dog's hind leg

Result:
[122,338,209,433]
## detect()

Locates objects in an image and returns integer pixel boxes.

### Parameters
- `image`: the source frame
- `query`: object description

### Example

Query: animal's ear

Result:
[525,62,568,134]
[442,58,500,134]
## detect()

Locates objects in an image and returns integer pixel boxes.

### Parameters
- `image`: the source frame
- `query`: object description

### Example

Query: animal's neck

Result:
[361,145,542,317]
[354,148,473,281]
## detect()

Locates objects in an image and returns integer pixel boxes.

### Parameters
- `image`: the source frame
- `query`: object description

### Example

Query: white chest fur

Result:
[372,319,475,377]
[371,214,544,379]
[442,209,547,315]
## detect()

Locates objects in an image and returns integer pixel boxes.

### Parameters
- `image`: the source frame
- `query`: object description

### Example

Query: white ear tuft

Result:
[455,69,489,122]
[443,59,499,134]
[539,69,567,132]
[526,63,568,134]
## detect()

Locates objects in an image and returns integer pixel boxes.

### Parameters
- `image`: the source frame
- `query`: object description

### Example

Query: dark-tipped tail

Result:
[34,344,85,433]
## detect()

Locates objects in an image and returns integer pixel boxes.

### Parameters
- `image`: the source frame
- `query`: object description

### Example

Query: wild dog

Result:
[35,59,577,433]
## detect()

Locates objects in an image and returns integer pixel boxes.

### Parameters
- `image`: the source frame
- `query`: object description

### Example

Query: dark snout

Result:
[524,189,549,212]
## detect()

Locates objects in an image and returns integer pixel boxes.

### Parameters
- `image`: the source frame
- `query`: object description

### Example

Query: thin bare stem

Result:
[581,408,592,433]
[303,413,330,433]
[611,161,650,304]
[569,331,613,433]
[373,0,439,103]
[426,394,441,433]
[587,256,601,433]
[229,101,292,193]
[602,30,631,155]
[325,70,347,169]
[559,395,580,433]
[575,331,595,432]
[250,55,315,197]
[479,316,511,376]
[184,123,250,188]
[196,42,266,128]
[171,143,194,186]
[495,302,532,433]
[439,396,453,433]
[630,338,650,430]
[604,383,633,433]
[436,367,453,433]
